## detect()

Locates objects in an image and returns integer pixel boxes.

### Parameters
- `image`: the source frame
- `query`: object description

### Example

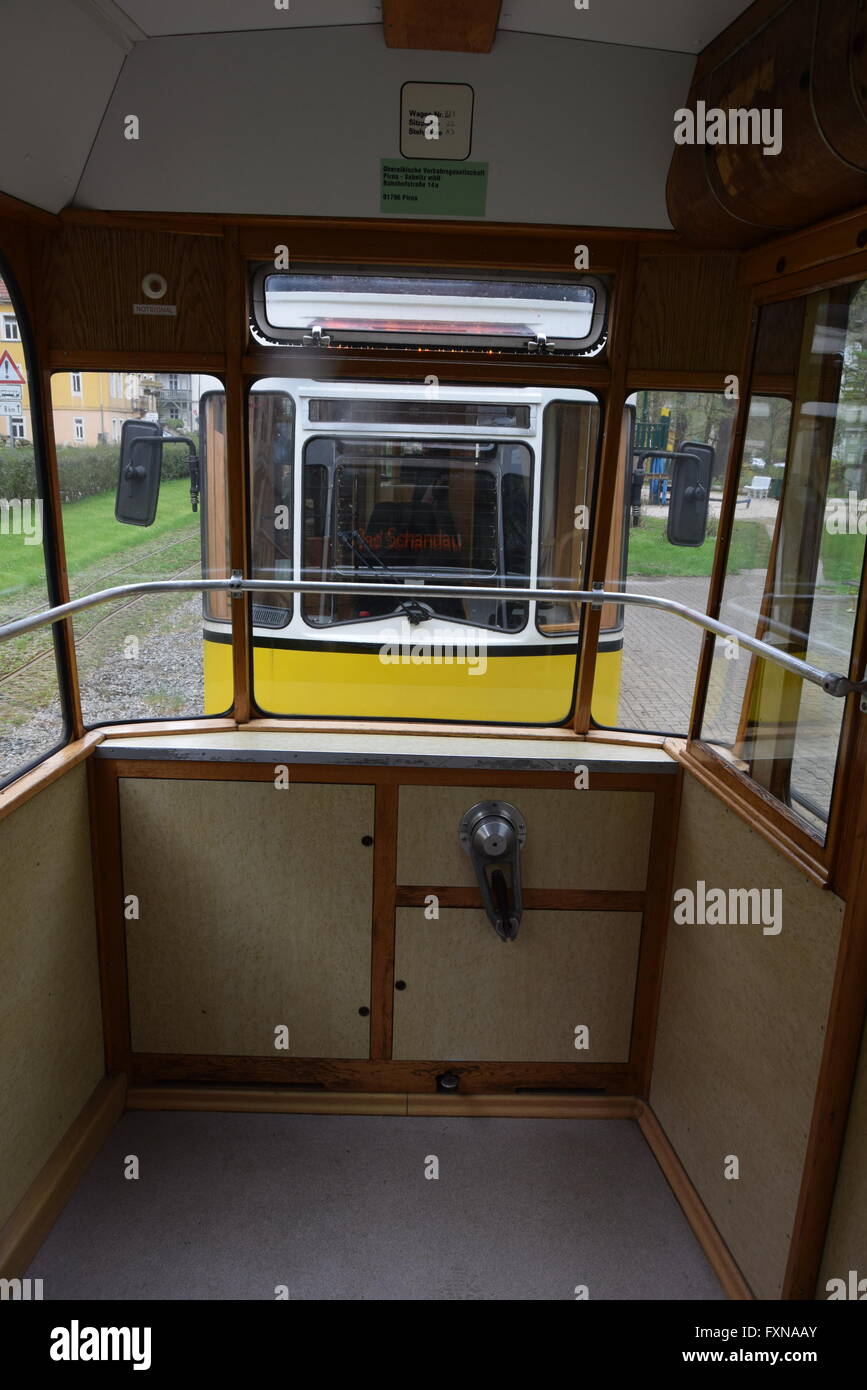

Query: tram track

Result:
[0,558,202,687]
[0,530,199,627]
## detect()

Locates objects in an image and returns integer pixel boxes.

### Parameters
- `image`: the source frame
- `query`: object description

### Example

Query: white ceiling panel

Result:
[500,0,752,54]
[112,0,381,36]
[0,0,125,212]
[75,27,692,226]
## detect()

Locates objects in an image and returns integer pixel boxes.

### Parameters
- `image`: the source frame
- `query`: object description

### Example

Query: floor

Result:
[27,1111,726,1301]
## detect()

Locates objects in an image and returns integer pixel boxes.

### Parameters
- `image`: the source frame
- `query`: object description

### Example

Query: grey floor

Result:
[27,1112,725,1300]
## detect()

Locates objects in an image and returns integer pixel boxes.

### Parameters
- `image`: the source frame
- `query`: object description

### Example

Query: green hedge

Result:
[0,442,191,503]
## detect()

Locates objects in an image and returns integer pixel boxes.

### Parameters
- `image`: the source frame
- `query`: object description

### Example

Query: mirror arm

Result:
[163,435,200,513]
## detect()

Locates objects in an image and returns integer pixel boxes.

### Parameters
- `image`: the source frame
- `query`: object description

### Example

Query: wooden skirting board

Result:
[126,1085,641,1120]
[0,1074,126,1280]
[638,1104,755,1302]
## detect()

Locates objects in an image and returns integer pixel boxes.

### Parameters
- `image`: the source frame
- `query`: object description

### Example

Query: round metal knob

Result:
[471,816,515,859]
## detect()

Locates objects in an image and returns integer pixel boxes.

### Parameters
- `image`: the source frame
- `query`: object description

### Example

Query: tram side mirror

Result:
[667,442,714,548]
[116,419,163,526]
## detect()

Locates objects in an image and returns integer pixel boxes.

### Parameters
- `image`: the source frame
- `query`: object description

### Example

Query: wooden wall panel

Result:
[393,907,642,1062]
[628,252,750,375]
[650,774,845,1299]
[0,767,104,1227]
[668,0,867,248]
[753,294,805,380]
[119,778,374,1057]
[818,1018,867,1295]
[396,785,654,891]
[37,225,225,356]
[382,0,501,51]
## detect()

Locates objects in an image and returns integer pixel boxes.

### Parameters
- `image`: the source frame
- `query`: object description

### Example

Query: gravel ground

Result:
[1,595,204,782]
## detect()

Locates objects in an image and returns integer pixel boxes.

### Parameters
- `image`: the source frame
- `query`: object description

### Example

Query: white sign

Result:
[0,383,22,404]
[0,349,25,383]
[400,82,474,161]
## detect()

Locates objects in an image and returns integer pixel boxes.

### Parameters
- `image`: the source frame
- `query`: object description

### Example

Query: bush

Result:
[0,440,192,504]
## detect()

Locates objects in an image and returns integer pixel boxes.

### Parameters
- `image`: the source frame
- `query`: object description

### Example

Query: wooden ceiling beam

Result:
[382,0,502,53]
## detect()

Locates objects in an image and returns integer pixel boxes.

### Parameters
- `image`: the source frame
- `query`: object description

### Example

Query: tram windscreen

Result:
[300,437,532,630]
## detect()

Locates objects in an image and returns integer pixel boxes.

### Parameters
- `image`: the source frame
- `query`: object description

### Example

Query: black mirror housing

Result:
[667,441,714,547]
[116,419,163,526]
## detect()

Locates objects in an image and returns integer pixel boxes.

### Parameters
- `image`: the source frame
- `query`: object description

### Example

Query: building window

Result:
[73,416,85,442]
[9,416,24,439]
[168,373,179,392]
[2,314,20,340]
[168,403,180,420]
[71,372,82,396]
[109,372,120,398]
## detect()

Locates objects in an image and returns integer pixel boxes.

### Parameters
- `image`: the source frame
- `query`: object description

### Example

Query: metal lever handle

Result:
[459,801,526,942]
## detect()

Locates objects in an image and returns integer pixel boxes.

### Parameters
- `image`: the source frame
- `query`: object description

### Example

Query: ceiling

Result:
[0,0,756,218]
[80,0,753,54]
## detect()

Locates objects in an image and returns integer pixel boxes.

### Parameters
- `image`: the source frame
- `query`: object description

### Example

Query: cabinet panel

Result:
[397,786,653,890]
[120,779,374,1057]
[393,908,642,1063]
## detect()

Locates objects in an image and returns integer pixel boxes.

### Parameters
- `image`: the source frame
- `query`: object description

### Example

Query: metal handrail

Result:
[0,573,863,699]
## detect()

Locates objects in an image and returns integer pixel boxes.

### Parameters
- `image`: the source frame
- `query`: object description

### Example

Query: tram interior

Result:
[0,0,866,1305]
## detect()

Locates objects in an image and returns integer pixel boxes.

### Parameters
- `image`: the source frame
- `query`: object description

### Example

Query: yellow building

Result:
[51,368,146,447]
[0,276,30,442]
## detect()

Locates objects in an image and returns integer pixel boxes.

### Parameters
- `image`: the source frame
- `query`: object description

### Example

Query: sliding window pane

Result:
[51,371,230,725]
[702,282,867,840]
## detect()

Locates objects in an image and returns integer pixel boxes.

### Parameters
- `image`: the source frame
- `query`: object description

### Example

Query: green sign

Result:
[380,160,488,217]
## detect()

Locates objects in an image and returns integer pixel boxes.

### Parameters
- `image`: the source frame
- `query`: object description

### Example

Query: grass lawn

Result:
[0,480,201,685]
[627,516,772,578]
[821,531,866,589]
[0,478,199,598]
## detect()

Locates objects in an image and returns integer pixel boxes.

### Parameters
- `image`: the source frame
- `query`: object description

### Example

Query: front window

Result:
[247,382,599,725]
[301,434,531,632]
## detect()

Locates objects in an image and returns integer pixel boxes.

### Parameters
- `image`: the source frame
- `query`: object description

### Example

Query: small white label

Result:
[400,83,474,160]
[132,303,177,316]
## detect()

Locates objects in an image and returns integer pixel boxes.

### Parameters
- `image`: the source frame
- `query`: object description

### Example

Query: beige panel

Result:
[820,1019,867,1295]
[397,786,653,889]
[393,908,642,1062]
[121,779,374,1057]
[650,776,844,1300]
[0,767,104,1227]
